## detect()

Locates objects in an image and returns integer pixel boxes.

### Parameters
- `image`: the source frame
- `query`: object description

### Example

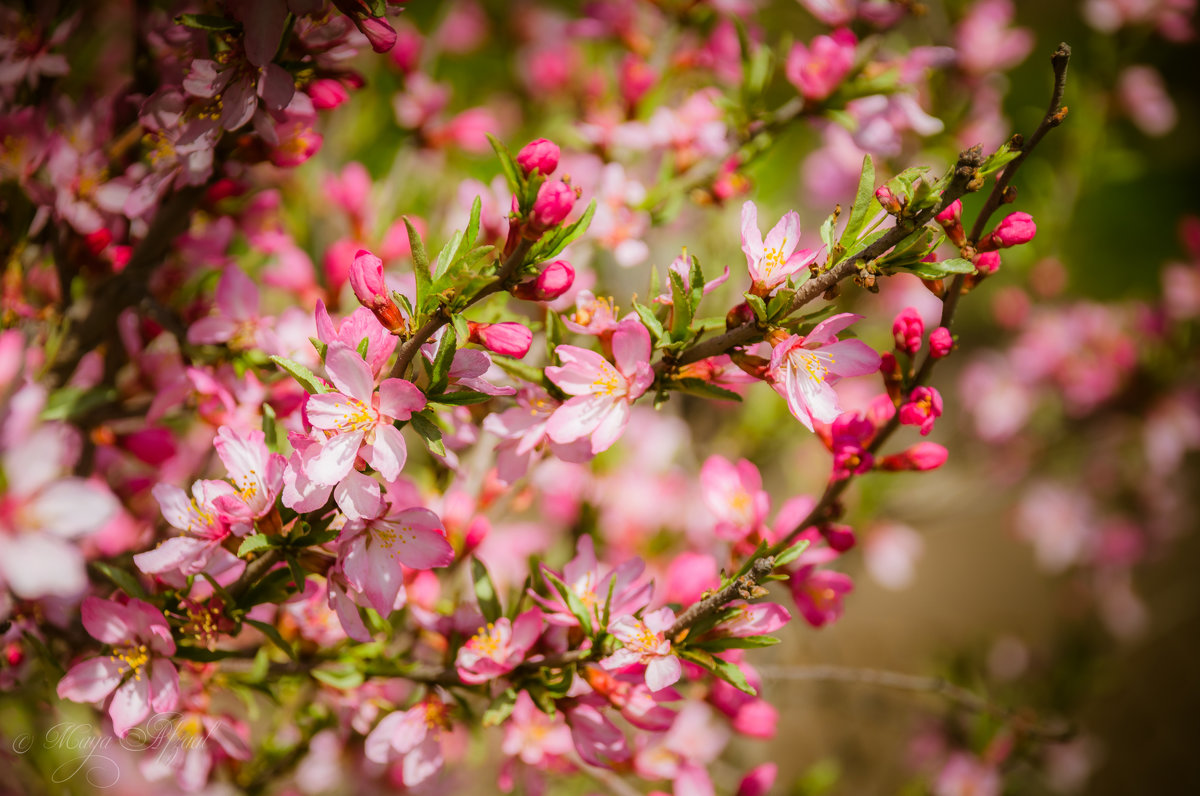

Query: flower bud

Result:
[898,386,943,436]
[877,442,948,471]
[892,307,924,355]
[973,251,1001,275]
[875,185,902,215]
[978,211,1036,251]
[468,321,533,358]
[929,326,953,358]
[358,15,398,53]
[308,78,349,110]
[823,523,856,553]
[511,260,574,301]
[349,249,405,333]
[619,54,656,107]
[935,198,965,246]
[529,179,576,232]
[879,351,903,403]
[516,138,560,177]
[736,764,778,796]
[725,301,756,330]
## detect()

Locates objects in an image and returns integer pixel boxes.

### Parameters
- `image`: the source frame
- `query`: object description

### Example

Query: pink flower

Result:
[349,249,405,333]
[699,455,769,541]
[467,321,532,358]
[187,266,280,353]
[956,0,1033,76]
[135,479,239,576]
[766,313,882,431]
[563,290,621,336]
[532,535,653,629]
[516,138,560,176]
[892,306,925,354]
[545,319,654,454]
[364,697,452,788]
[785,29,857,102]
[740,201,821,291]
[1117,65,1177,137]
[929,326,954,358]
[308,78,350,109]
[601,607,681,692]
[302,342,426,485]
[501,691,574,765]
[338,505,454,617]
[899,386,943,436]
[484,387,593,483]
[455,607,543,684]
[877,441,948,471]
[314,301,397,378]
[564,703,631,768]
[789,566,853,627]
[713,601,792,637]
[530,179,577,231]
[213,425,286,522]
[511,259,574,301]
[57,597,180,738]
[738,763,779,796]
[653,249,730,305]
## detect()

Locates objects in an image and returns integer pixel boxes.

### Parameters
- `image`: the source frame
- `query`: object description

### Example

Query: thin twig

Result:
[757,664,1074,742]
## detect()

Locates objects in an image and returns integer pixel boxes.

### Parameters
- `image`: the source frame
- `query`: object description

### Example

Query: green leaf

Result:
[543,570,594,637]
[901,257,976,279]
[238,534,273,558]
[464,195,482,248]
[773,538,811,568]
[409,409,445,457]
[632,300,665,343]
[288,526,340,548]
[487,134,525,199]
[312,664,365,690]
[89,561,146,599]
[309,336,328,361]
[427,330,457,396]
[670,378,743,402]
[979,143,1021,177]
[766,288,796,322]
[490,356,546,385]
[471,557,503,623]
[744,292,768,322]
[839,227,890,265]
[838,154,876,253]
[693,635,781,652]
[239,566,295,608]
[532,200,596,262]
[819,212,837,251]
[40,386,118,421]
[200,573,236,610]
[427,390,493,406]
[678,648,757,695]
[432,228,465,282]
[669,269,693,340]
[405,217,432,313]
[261,403,280,452]
[173,646,240,662]
[175,13,239,31]
[269,355,327,394]
[482,689,519,727]
[244,619,298,661]
[545,310,566,357]
[687,255,705,315]
[284,554,307,591]
[451,312,470,345]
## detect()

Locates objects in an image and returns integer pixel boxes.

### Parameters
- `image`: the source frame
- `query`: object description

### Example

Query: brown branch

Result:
[757,664,1074,742]
[667,556,774,641]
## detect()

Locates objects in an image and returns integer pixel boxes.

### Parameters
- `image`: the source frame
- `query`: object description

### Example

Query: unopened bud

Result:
[822,523,856,553]
[529,179,577,232]
[877,442,948,471]
[308,78,349,110]
[973,251,1002,275]
[349,249,405,333]
[935,198,966,247]
[892,307,924,355]
[875,185,903,215]
[929,326,953,358]
[725,301,755,330]
[730,351,770,379]
[516,138,560,177]
[512,260,575,301]
[978,212,1036,251]
[468,321,533,358]
[879,351,903,403]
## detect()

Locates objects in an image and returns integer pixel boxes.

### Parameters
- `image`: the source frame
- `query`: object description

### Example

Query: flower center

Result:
[469,622,504,659]
[762,237,788,278]
[110,643,150,680]
[791,348,835,383]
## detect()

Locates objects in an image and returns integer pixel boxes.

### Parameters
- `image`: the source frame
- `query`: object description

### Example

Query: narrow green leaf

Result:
[409,409,445,457]
[308,336,328,361]
[471,557,503,623]
[200,573,236,610]
[687,254,705,316]
[838,154,876,252]
[543,570,594,636]
[482,689,519,727]
[245,618,298,661]
[311,664,365,690]
[405,217,432,313]
[89,561,146,599]
[669,269,693,340]
[693,635,781,652]
[744,292,768,322]
[284,555,307,591]
[356,336,369,360]
[532,200,596,262]
[487,133,525,198]
[546,310,566,357]
[902,257,976,279]
[427,331,457,396]
[173,646,239,662]
[433,228,465,282]
[427,390,492,406]
[819,212,837,251]
[773,538,811,568]
[269,355,327,394]
[490,356,546,385]
[175,13,240,31]
[238,534,273,558]
[670,378,743,402]
[465,195,482,248]
[732,541,770,580]
[239,567,295,608]
[261,403,279,452]
[679,648,757,695]
[632,300,665,343]
[451,312,470,345]
[765,288,796,322]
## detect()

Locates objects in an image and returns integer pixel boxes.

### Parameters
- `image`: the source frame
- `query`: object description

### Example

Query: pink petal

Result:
[805,312,864,346]
[304,430,364,485]
[740,201,764,264]
[588,399,630,454]
[334,471,383,520]
[388,508,454,570]
[133,536,214,575]
[328,578,372,642]
[81,596,137,645]
[644,654,682,692]
[544,346,613,395]
[187,316,238,345]
[364,710,407,763]
[259,63,295,111]
[109,676,151,738]
[364,423,407,481]
[378,378,426,420]
[324,343,376,402]
[149,659,180,713]
[545,394,617,445]
[611,320,651,379]
[823,339,882,379]
[216,266,260,322]
[305,392,364,431]
[764,210,801,260]
[57,656,123,704]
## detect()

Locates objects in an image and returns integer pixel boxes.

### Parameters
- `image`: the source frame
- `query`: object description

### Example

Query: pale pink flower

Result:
[302,342,426,485]
[364,697,453,788]
[653,249,730,305]
[501,691,573,765]
[955,0,1033,76]
[766,313,882,431]
[633,702,729,793]
[483,386,593,484]
[563,290,622,336]
[601,607,681,692]
[545,319,654,454]
[57,597,180,738]
[934,753,1001,796]
[138,709,251,792]
[532,535,653,629]
[712,601,792,637]
[864,523,925,590]
[188,266,281,354]
[455,607,543,684]
[135,479,240,576]
[337,505,454,617]
[699,455,769,541]
[314,301,397,378]
[785,29,857,102]
[213,425,286,521]
[740,200,821,291]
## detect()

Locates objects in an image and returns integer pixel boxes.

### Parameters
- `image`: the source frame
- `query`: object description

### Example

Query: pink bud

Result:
[358,16,398,53]
[899,386,943,436]
[516,138,560,177]
[878,442,948,471]
[935,199,962,225]
[389,25,423,73]
[737,763,778,796]
[989,211,1037,247]
[468,321,533,358]
[619,54,657,107]
[349,249,405,333]
[875,185,902,214]
[929,326,953,358]
[530,179,576,231]
[973,251,1002,274]
[308,79,349,110]
[892,307,924,354]
[511,260,574,301]
[824,523,856,552]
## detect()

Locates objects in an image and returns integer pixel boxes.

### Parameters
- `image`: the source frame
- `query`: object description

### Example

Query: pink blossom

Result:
[767,313,882,431]
[301,342,425,485]
[467,321,532,358]
[563,290,621,336]
[484,386,592,483]
[929,327,954,358]
[713,601,792,637]
[864,523,925,590]
[1117,65,1177,137]
[653,249,730,305]
[789,566,853,627]
[545,319,654,454]
[511,259,575,301]
[893,306,925,354]
[338,505,454,617]
[349,249,405,333]
[308,78,350,109]
[135,479,240,576]
[455,608,543,684]
[934,753,1001,796]
[138,709,252,792]
[633,702,729,792]
[956,0,1033,76]
[314,301,397,378]
[663,552,720,605]
[57,597,179,738]
[785,29,857,102]
[532,535,653,630]
[501,691,574,765]
[188,266,281,354]
[826,410,878,480]
[602,607,681,692]
[564,702,631,768]
[878,441,949,471]
[699,455,769,541]
[213,425,286,522]
[364,697,452,788]
[737,763,779,796]
[740,200,821,291]
[516,137,560,176]
[899,386,943,436]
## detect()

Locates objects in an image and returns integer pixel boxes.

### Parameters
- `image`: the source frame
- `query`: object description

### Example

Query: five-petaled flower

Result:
[740,200,821,293]
[601,607,681,692]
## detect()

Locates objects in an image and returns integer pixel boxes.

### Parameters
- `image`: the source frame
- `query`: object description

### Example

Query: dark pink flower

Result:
[789,566,853,628]
[899,386,943,436]
[785,29,857,102]
[877,441,949,471]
